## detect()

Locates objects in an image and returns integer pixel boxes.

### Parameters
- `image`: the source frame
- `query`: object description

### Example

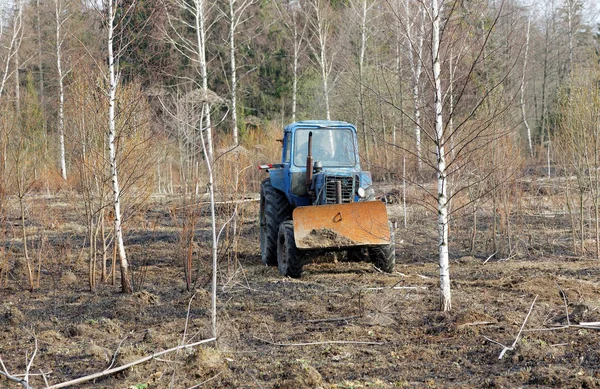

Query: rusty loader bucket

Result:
[293,201,391,250]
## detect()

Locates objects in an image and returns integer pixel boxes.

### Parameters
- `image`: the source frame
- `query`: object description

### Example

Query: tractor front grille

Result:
[324,175,358,204]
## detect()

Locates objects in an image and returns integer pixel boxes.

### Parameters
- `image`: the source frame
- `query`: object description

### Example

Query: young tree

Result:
[106,0,133,293]
[348,0,378,161]
[55,0,69,180]
[430,0,450,311]
[274,0,307,123]
[401,0,426,172]
[382,0,519,311]
[0,2,23,100]
[167,0,215,161]
[555,61,600,259]
[225,0,255,145]
[520,13,533,157]
[306,0,337,120]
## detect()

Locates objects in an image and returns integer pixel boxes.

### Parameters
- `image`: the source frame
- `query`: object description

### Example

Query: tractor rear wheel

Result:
[347,247,368,262]
[277,220,302,278]
[260,179,290,266]
[367,228,395,273]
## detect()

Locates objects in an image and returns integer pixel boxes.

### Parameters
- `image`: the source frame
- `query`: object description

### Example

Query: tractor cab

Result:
[269,121,374,207]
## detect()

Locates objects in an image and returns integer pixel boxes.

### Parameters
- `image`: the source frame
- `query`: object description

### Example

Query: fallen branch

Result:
[255,337,384,347]
[579,322,600,327]
[176,197,259,210]
[362,286,427,291]
[0,357,35,389]
[305,315,360,324]
[555,281,570,326]
[43,337,216,389]
[482,251,498,264]
[0,336,38,389]
[498,295,538,359]
[457,321,495,329]
[524,324,600,332]
[106,334,130,371]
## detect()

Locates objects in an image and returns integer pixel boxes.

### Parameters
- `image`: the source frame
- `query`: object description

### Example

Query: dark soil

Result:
[298,228,356,248]
[1,193,600,388]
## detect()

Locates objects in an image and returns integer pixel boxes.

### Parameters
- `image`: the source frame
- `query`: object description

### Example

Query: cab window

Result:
[284,134,292,163]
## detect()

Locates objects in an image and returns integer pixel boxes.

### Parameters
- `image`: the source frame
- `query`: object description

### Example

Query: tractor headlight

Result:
[357,187,366,198]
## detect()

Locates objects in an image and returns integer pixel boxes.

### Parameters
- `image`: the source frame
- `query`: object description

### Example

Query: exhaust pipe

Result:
[305,131,313,196]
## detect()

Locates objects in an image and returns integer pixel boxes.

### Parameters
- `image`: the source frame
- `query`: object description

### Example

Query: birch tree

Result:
[430,0,450,311]
[402,0,426,172]
[0,1,23,101]
[349,0,377,161]
[225,0,254,145]
[275,0,307,123]
[306,0,336,120]
[106,0,133,293]
[383,0,516,311]
[167,0,215,161]
[555,62,600,259]
[520,13,533,157]
[55,0,69,180]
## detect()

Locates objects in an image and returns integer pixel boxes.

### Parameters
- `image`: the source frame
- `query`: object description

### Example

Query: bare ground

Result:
[1,192,600,389]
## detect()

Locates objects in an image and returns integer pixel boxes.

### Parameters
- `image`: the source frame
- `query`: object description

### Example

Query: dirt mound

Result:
[299,228,356,248]
[276,360,323,389]
[189,347,232,382]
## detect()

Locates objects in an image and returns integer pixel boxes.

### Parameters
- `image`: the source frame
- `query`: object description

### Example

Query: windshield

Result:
[293,129,356,167]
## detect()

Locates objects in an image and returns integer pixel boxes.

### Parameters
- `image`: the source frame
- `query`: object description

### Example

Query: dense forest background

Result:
[0,0,597,185]
[1,0,600,291]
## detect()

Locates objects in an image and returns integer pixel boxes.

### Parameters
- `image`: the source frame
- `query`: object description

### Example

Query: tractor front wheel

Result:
[260,179,290,266]
[367,228,396,273]
[277,221,302,278]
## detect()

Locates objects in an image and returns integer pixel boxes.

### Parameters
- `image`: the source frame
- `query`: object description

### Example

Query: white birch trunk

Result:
[277,3,305,123]
[431,0,451,311]
[292,21,300,123]
[404,1,425,171]
[520,15,533,157]
[0,4,22,100]
[319,33,330,121]
[292,15,300,122]
[449,47,455,160]
[229,0,238,145]
[358,0,369,160]
[566,0,573,74]
[310,0,332,120]
[14,0,22,115]
[194,0,213,161]
[108,0,132,293]
[36,0,46,136]
[56,0,67,180]
[198,101,218,339]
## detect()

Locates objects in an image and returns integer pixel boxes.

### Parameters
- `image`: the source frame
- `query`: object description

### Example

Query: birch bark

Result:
[520,15,533,157]
[56,0,67,180]
[308,0,334,120]
[403,0,425,172]
[227,0,253,145]
[431,0,451,311]
[107,0,132,293]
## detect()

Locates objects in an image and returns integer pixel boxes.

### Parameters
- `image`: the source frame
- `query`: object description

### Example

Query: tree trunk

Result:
[404,2,425,172]
[198,105,218,339]
[56,0,67,180]
[108,0,132,294]
[520,15,533,158]
[229,0,239,145]
[194,0,213,161]
[431,0,451,312]
[358,0,369,161]
[292,16,300,122]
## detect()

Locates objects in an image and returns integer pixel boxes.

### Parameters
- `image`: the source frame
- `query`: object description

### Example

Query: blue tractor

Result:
[259,120,395,277]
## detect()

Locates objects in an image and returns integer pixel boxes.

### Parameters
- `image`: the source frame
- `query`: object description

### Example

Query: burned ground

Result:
[1,189,599,388]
